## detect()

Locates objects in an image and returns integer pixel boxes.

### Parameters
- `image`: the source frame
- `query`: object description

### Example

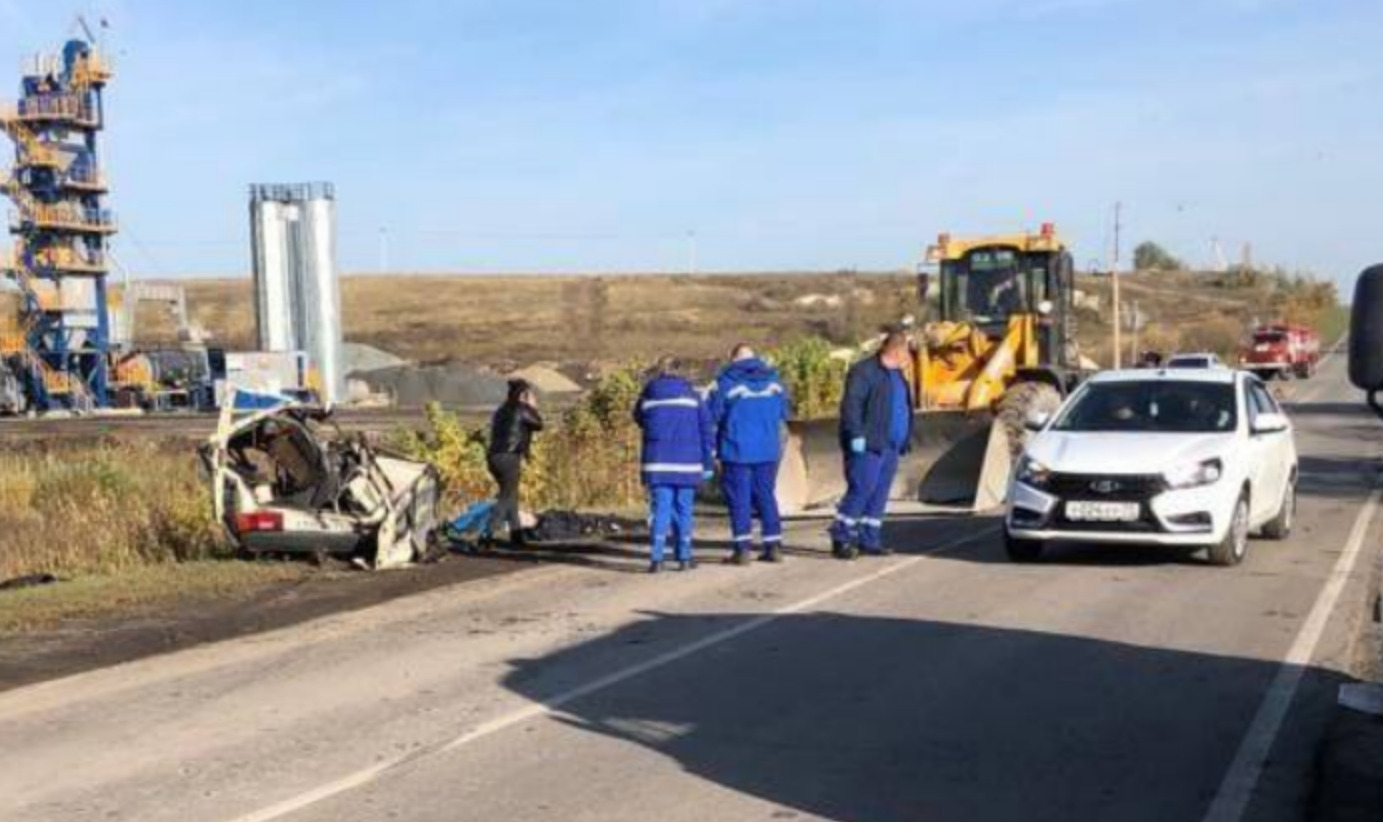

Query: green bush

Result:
[400,365,647,513]
[768,337,850,420]
[1133,241,1185,272]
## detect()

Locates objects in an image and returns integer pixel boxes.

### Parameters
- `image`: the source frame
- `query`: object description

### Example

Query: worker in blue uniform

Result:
[708,343,791,565]
[634,357,716,573]
[830,331,914,559]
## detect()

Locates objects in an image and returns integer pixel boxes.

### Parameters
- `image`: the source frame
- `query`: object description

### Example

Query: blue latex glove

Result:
[702,469,715,482]
[850,437,866,454]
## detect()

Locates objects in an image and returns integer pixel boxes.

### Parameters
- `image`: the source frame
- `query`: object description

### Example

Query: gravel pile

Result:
[352,362,508,408]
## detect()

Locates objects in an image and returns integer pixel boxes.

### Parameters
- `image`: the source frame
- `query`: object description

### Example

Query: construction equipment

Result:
[779,223,1086,513]
[0,33,116,413]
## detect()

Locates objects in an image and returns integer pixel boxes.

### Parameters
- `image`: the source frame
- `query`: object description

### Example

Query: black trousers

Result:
[487,453,524,541]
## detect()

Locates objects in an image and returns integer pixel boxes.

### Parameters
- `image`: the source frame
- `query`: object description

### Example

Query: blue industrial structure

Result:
[0,36,115,412]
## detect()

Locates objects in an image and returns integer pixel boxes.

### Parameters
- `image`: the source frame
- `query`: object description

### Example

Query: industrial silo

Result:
[248,182,343,404]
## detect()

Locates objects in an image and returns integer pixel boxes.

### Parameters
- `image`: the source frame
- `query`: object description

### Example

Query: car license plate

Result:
[1065,501,1140,522]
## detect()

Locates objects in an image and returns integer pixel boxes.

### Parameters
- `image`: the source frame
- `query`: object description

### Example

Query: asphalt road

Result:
[1,351,1379,822]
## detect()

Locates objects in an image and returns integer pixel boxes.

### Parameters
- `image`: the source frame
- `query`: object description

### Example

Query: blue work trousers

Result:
[830,448,900,551]
[649,484,696,563]
[720,461,782,551]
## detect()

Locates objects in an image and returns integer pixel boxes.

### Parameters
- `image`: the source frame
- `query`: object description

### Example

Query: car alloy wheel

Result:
[1283,481,1295,532]
[1231,498,1249,559]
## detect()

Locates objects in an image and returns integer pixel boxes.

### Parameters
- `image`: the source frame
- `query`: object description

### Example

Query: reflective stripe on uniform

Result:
[725,384,784,400]
[641,398,700,410]
[641,463,705,473]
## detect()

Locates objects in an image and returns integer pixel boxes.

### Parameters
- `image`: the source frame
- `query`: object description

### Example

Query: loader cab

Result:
[928,226,1076,368]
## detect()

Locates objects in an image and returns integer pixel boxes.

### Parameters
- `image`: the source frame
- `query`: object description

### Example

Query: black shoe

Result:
[732,549,753,566]
[678,559,697,572]
[832,541,859,560]
[760,545,783,563]
[648,561,664,574]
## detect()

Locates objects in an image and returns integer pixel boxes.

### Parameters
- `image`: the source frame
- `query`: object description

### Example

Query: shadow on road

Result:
[500,610,1344,821]
[884,514,1211,567]
[1297,455,1379,502]
[474,540,655,575]
[1282,401,1370,417]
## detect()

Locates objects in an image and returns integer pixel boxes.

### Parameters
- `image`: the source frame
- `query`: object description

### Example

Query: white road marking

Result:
[224,525,1000,822]
[1200,478,1382,822]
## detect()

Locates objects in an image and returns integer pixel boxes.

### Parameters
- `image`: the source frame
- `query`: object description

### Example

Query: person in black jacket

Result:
[487,378,544,547]
[830,331,914,559]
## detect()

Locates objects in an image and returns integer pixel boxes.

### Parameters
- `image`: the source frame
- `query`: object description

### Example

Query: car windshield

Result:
[1254,332,1286,344]
[1053,380,1237,433]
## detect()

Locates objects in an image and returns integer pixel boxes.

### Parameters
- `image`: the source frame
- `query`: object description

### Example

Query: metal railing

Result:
[14,94,98,125]
[22,50,112,87]
[12,205,117,233]
[0,120,62,167]
[64,165,106,190]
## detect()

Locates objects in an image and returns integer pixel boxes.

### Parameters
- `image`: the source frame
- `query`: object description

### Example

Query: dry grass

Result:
[0,443,226,580]
[1076,270,1343,364]
[164,269,1343,373]
[174,272,918,367]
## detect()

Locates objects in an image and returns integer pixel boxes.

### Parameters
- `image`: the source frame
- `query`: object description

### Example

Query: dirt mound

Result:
[353,363,508,408]
[508,364,582,394]
[344,342,407,374]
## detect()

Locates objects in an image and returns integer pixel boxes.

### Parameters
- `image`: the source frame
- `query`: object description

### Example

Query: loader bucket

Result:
[777,410,1013,515]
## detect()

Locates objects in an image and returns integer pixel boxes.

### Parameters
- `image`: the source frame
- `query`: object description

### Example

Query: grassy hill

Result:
[3,268,1339,373]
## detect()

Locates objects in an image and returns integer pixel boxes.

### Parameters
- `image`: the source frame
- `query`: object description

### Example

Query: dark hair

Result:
[880,330,911,355]
[507,379,532,402]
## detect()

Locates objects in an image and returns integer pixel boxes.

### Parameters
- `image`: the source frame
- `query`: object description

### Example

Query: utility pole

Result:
[1130,299,1140,365]
[1110,201,1123,369]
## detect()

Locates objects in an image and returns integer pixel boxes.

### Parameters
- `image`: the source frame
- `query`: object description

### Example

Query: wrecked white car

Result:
[200,395,441,569]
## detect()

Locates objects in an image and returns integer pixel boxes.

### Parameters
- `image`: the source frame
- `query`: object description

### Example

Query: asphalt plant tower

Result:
[0,35,115,412]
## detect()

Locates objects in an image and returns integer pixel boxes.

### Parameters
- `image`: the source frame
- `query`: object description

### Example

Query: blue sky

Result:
[1,0,1380,284]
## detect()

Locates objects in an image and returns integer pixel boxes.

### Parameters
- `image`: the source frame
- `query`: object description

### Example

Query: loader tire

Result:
[997,381,1063,459]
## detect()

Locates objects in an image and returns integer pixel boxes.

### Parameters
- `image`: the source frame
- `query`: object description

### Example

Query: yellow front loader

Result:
[778,224,1086,513]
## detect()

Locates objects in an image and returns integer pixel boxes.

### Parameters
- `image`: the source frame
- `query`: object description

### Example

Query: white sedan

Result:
[1005,368,1297,566]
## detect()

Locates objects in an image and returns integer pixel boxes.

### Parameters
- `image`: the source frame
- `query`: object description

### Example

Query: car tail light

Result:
[235,511,284,533]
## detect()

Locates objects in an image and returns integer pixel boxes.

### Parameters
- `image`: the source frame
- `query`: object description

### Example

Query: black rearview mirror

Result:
[1348,264,1383,418]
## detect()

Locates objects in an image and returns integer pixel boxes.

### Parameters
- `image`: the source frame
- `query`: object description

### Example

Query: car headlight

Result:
[1016,455,1052,490]
[1163,458,1223,490]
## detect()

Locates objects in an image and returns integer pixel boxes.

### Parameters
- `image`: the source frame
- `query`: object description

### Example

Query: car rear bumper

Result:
[239,530,364,554]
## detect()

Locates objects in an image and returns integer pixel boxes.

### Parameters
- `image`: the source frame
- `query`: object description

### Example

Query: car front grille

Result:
[1045,473,1167,502]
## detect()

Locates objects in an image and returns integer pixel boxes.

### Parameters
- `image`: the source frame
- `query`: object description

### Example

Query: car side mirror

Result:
[1349,263,1383,419]
[1024,410,1052,432]
[1251,412,1289,435]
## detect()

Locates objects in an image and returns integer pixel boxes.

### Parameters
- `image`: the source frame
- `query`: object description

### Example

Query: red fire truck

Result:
[1239,324,1321,380]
